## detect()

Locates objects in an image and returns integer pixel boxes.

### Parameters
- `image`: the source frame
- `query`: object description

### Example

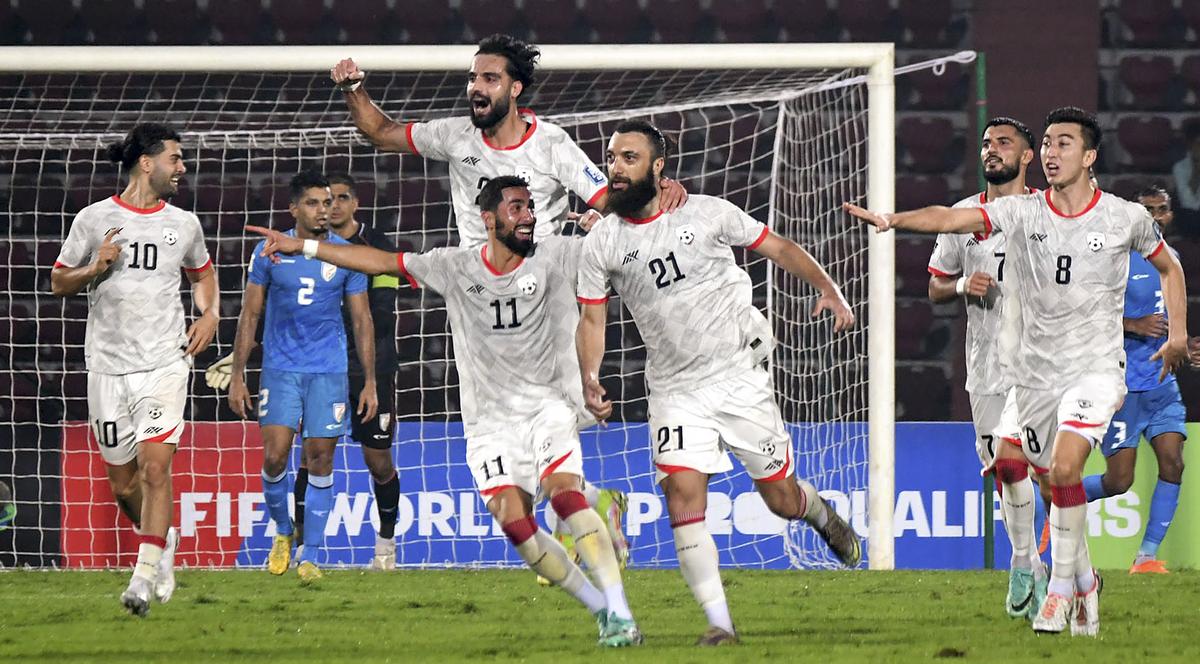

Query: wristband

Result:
[955,276,968,296]
[303,239,319,259]
[336,80,362,93]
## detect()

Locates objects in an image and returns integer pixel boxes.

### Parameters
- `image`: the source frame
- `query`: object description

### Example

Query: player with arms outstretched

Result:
[576,120,861,646]
[228,171,376,585]
[845,107,1191,637]
[927,116,1048,619]
[51,123,219,616]
[245,176,642,647]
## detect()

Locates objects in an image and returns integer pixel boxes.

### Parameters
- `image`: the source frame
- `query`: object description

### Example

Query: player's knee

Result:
[365,457,394,483]
[1159,456,1184,484]
[1107,470,1134,495]
[138,458,171,488]
[262,450,288,477]
[1048,459,1083,486]
[110,475,138,501]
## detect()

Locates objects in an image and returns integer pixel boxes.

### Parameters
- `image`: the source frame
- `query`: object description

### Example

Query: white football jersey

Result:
[980,189,1164,389]
[927,190,1035,396]
[399,236,587,435]
[576,195,772,396]
[55,196,212,375]
[407,110,608,248]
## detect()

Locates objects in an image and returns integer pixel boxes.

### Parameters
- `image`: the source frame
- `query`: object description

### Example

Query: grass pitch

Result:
[1,568,1198,662]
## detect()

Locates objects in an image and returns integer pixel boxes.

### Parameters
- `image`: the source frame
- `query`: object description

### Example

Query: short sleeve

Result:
[55,211,94,268]
[399,247,453,294]
[714,200,769,248]
[246,240,272,286]
[576,231,610,304]
[927,233,963,277]
[551,135,608,208]
[407,118,454,162]
[344,269,368,296]
[979,195,1026,239]
[182,217,212,273]
[1131,207,1165,259]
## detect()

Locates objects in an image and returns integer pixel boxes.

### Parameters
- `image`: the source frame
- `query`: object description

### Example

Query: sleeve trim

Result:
[746,226,770,250]
[397,253,420,289]
[585,185,607,208]
[927,266,955,278]
[1146,239,1166,260]
[576,295,608,305]
[53,260,73,269]
[973,208,993,242]
[183,257,213,273]
[405,123,420,156]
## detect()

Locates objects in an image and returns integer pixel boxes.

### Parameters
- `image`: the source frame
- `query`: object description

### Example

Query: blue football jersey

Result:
[1123,249,1174,392]
[248,231,368,373]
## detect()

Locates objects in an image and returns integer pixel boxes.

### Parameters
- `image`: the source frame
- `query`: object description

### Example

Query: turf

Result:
[1,568,1198,662]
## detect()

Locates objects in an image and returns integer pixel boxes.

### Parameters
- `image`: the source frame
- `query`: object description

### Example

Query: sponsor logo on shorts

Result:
[333,403,346,423]
[144,426,164,436]
[763,459,783,472]
[1069,412,1087,421]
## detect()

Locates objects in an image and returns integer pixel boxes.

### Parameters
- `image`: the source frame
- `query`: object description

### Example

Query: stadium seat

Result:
[580,0,647,43]
[207,0,268,44]
[79,0,142,45]
[394,0,456,43]
[896,0,955,48]
[143,0,205,45]
[1116,116,1175,172]
[895,175,950,216]
[708,0,772,42]
[898,117,960,173]
[895,300,936,358]
[330,0,391,43]
[1179,55,1200,103]
[776,0,833,41]
[895,364,951,420]
[459,0,521,40]
[836,0,895,42]
[1182,0,1200,40]
[268,0,330,44]
[644,0,705,43]
[1115,0,1178,47]
[15,0,78,44]
[1117,55,1178,110]
[895,233,938,297]
[900,63,968,111]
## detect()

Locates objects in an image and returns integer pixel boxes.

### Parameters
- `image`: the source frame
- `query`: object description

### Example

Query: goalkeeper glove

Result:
[206,353,234,391]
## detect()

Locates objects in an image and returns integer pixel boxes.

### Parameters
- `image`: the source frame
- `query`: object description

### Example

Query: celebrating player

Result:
[926,116,1048,619]
[576,120,861,646]
[1084,184,1198,574]
[51,123,219,616]
[227,171,376,585]
[245,176,642,647]
[845,107,1191,637]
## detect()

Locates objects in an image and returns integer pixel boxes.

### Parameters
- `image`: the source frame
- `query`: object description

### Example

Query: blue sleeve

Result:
[246,241,271,286]
[344,269,368,295]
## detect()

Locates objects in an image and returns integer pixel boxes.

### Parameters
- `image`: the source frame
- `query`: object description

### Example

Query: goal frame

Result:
[3,43,896,570]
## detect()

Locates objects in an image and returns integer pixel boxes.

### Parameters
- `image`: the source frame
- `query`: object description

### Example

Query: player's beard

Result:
[496,222,534,256]
[469,93,510,130]
[983,160,1019,186]
[607,171,659,217]
[150,168,179,199]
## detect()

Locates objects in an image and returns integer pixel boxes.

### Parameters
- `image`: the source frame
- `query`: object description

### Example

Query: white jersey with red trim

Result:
[980,189,1164,389]
[55,196,212,375]
[398,236,586,434]
[927,190,1036,395]
[407,110,608,248]
[576,194,771,396]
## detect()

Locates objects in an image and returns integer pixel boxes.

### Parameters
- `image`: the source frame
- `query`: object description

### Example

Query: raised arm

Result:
[331,59,416,154]
[576,300,612,424]
[843,202,988,235]
[346,291,378,423]
[245,226,400,276]
[752,231,854,332]
[1148,246,1191,380]
[228,282,265,419]
[184,264,220,356]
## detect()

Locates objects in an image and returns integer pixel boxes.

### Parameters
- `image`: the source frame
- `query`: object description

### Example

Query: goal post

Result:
[0,43,894,570]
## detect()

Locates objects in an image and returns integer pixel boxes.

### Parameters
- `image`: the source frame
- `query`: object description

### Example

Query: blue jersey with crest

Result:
[248,231,367,373]
[1123,249,1174,392]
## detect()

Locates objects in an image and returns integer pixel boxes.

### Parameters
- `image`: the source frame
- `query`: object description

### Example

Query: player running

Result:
[845,107,1191,637]
[927,116,1049,620]
[576,120,861,646]
[227,171,376,585]
[1084,184,1198,574]
[51,123,219,616]
[245,176,643,648]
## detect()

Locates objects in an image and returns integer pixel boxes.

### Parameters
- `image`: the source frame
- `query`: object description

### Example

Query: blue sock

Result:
[261,469,293,537]
[1139,479,1181,558]
[1082,474,1111,502]
[298,472,334,564]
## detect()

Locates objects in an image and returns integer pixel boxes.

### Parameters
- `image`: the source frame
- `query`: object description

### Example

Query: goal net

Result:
[0,44,893,570]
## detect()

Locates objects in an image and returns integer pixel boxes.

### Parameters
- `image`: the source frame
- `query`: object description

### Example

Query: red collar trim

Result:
[622,210,665,225]
[111,194,166,215]
[1045,187,1101,219]
[480,244,524,276]
[979,186,1035,204]
[481,108,537,151]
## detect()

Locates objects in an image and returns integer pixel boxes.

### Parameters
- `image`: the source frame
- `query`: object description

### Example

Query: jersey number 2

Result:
[298,277,315,305]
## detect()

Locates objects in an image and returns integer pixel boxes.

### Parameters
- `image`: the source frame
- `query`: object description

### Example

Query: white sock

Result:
[563,506,632,620]
[1001,477,1035,571]
[673,521,733,632]
[796,479,827,528]
[1048,502,1086,597]
[581,479,601,507]
[133,542,163,582]
[1074,539,1096,592]
[513,527,605,614]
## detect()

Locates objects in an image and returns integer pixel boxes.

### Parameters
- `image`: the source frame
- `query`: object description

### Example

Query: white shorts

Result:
[648,367,792,484]
[466,399,584,501]
[87,359,190,466]
[995,373,1126,473]
[968,392,1006,467]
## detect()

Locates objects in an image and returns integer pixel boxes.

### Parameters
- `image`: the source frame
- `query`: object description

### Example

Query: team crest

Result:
[677,225,695,245]
[518,274,538,296]
[148,406,163,420]
[1085,232,1106,252]
[321,261,337,281]
[162,228,178,245]
[333,403,346,423]
[1077,399,1092,409]
[378,414,391,431]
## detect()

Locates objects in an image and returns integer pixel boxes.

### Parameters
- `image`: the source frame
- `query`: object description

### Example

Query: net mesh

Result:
[0,66,870,569]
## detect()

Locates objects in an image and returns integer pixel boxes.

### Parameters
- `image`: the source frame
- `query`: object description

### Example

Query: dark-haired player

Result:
[228,171,375,585]
[846,107,1191,637]
[927,117,1048,619]
[51,123,219,616]
[245,176,642,647]
[576,120,861,646]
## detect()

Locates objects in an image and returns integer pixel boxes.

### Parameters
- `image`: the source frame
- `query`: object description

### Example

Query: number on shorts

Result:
[480,455,506,481]
[258,388,269,417]
[1110,420,1127,444]
[298,277,316,305]
[1024,426,1041,454]
[981,434,995,460]
[656,425,684,455]
[94,420,118,448]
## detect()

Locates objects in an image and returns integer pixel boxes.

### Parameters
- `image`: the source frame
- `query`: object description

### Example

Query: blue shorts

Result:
[1099,381,1188,457]
[258,370,349,439]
